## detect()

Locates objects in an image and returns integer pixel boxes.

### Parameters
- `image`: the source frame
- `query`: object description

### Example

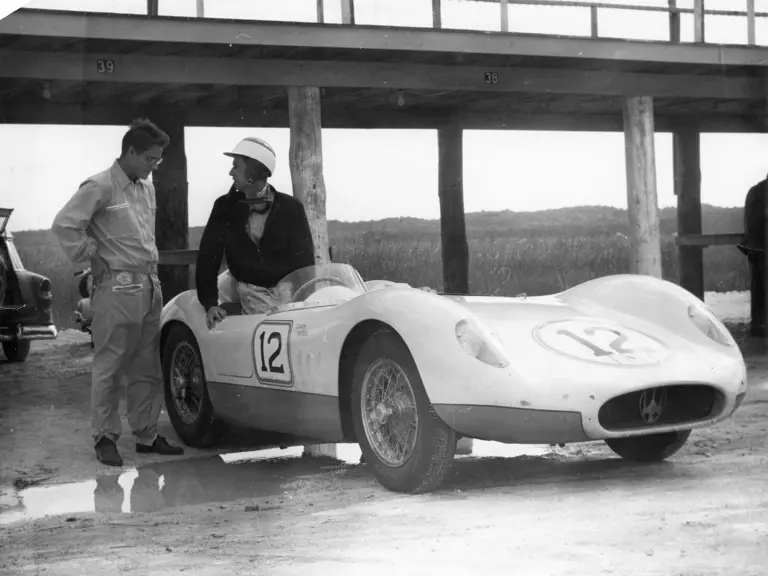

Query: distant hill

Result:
[12,204,744,250]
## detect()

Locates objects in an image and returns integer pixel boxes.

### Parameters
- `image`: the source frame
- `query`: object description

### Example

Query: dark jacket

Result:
[195,185,315,311]
[743,178,767,256]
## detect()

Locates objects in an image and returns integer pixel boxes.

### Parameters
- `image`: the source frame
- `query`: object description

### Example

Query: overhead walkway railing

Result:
[19,0,768,46]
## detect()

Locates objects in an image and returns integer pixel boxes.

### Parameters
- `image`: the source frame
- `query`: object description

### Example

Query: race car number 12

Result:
[255,322,292,385]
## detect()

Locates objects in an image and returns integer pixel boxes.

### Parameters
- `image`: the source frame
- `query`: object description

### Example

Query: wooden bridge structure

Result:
[1,0,766,452]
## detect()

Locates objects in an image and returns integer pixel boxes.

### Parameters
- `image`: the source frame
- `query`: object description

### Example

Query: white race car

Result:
[160,263,747,493]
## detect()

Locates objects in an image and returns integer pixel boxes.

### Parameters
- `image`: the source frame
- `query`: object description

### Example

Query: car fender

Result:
[160,290,209,348]
[343,286,524,404]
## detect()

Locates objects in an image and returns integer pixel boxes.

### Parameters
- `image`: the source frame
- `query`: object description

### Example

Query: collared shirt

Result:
[52,160,158,273]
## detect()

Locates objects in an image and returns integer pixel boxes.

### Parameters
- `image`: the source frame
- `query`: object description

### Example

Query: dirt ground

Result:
[1,292,768,575]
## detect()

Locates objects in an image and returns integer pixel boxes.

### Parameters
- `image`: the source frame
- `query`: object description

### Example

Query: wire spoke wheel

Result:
[170,341,204,425]
[361,358,419,467]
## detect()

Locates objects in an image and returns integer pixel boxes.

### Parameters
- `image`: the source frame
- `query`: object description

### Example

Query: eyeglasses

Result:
[141,154,163,167]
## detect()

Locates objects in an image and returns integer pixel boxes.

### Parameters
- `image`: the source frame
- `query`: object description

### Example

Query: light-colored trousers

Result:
[90,270,163,447]
[217,270,282,314]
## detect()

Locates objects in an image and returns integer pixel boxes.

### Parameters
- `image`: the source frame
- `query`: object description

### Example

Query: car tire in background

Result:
[604,429,692,461]
[2,339,31,362]
[351,329,456,494]
[161,323,224,448]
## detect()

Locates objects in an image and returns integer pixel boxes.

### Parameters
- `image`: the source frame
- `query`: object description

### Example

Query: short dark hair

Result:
[121,117,170,156]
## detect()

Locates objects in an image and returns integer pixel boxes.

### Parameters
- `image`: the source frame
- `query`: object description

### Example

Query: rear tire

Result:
[162,324,225,448]
[350,329,456,494]
[605,429,691,462]
[2,339,31,362]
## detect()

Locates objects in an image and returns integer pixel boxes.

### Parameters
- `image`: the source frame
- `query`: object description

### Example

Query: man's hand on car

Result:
[206,306,227,329]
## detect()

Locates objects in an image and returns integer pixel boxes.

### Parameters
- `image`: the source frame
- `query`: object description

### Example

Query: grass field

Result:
[10,205,751,330]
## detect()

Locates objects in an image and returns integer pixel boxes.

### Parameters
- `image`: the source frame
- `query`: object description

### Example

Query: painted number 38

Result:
[254,322,293,384]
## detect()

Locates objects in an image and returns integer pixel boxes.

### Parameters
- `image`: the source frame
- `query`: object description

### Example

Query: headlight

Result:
[687,303,734,347]
[455,318,510,368]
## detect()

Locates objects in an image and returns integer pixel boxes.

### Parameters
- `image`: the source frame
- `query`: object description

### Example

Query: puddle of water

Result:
[0,441,550,525]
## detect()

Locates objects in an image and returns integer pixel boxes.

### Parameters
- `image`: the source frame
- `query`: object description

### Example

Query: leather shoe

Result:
[95,437,123,467]
[136,435,184,456]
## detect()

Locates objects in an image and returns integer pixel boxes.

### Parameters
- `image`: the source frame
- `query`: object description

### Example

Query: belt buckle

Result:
[115,271,134,286]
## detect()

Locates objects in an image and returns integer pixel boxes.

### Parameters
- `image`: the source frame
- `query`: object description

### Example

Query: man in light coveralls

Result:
[52,118,184,467]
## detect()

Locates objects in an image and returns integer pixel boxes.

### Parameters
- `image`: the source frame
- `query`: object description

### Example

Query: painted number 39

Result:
[255,323,292,385]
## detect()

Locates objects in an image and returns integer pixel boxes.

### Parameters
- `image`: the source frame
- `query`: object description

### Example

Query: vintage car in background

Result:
[0,208,58,362]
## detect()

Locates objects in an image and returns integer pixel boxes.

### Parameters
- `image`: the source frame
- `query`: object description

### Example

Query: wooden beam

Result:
[694,0,705,43]
[4,100,768,133]
[196,0,205,18]
[674,128,704,300]
[152,113,190,303]
[287,85,335,459]
[675,233,743,247]
[432,0,442,28]
[437,117,470,454]
[1,51,763,101]
[668,0,680,43]
[747,0,756,46]
[623,96,662,277]
[316,0,324,23]
[340,0,354,25]
[500,0,509,32]
[146,0,158,17]
[590,6,598,38]
[6,9,768,68]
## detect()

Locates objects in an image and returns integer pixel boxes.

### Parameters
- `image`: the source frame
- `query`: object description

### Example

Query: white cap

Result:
[223,137,276,176]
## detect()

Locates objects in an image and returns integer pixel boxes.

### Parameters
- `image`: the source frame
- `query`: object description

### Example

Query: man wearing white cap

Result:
[195,136,315,328]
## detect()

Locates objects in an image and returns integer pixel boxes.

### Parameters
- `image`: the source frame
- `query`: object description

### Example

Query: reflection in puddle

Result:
[0,441,550,525]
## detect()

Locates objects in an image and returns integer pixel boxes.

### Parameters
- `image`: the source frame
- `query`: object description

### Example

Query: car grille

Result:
[598,384,726,432]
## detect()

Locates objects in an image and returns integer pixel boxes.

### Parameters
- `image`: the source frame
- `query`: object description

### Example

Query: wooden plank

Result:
[6,9,768,68]
[675,233,743,247]
[500,0,509,32]
[287,85,336,459]
[623,96,662,277]
[668,0,680,43]
[340,0,354,24]
[4,100,768,133]
[694,0,705,43]
[1,50,763,101]
[674,128,704,300]
[433,0,442,29]
[152,112,191,302]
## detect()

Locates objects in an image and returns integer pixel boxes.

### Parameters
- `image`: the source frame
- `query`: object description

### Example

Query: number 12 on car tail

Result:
[253,321,293,386]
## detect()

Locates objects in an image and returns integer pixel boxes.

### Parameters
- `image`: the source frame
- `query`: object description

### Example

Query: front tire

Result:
[605,429,691,461]
[162,324,223,448]
[2,339,31,362]
[350,329,456,494]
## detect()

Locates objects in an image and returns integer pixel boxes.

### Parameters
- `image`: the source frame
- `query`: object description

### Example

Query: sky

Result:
[3,0,768,232]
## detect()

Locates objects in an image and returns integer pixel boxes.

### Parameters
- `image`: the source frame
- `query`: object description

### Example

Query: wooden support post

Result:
[500,0,509,32]
[590,6,598,38]
[622,96,662,278]
[432,0,441,29]
[147,0,158,17]
[693,0,705,43]
[747,0,756,46]
[152,113,190,303]
[340,0,354,25]
[317,0,324,23]
[288,85,336,459]
[437,119,471,455]
[668,0,680,43]
[674,128,704,300]
[196,0,204,18]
